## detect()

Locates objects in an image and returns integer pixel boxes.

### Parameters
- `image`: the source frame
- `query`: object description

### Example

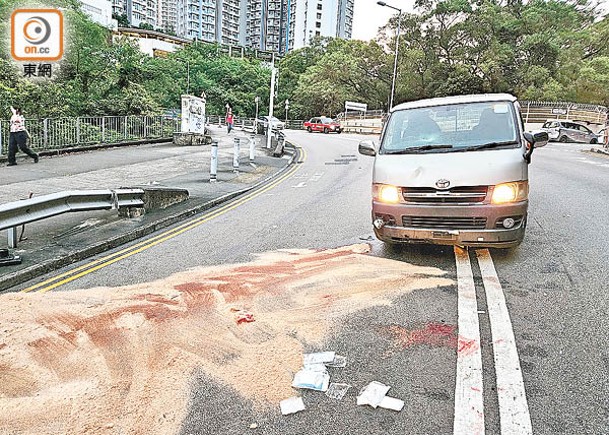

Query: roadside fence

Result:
[0,115,178,155]
[337,110,384,121]
[520,101,607,128]
[207,115,304,131]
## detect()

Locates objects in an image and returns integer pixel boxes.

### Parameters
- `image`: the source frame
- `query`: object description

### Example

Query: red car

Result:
[304,117,342,134]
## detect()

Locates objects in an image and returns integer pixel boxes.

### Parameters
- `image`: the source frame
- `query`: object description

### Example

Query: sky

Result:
[352,0,415,41]
[351,0,609,41]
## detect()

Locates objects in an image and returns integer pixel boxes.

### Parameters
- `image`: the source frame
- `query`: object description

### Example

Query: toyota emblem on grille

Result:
[436,179,450,189]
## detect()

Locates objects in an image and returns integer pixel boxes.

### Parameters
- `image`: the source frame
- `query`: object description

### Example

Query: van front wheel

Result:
[559,135,568,142]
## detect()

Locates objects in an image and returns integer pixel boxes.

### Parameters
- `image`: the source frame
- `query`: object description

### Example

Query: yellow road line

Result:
[25,146,306,294]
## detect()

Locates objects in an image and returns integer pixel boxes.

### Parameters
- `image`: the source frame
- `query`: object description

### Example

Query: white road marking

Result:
[476,249,533,435]
[292,182,306,188]
[309,172,324,182]
[454,247,485,435]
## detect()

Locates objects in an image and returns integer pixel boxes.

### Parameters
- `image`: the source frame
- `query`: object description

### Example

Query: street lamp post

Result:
[377,1,402,110]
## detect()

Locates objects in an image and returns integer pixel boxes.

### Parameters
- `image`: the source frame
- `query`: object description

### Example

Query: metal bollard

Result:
[249,134,255,162]
[210,140,218,182]
[233,137,240,172]
[7,227,17,248]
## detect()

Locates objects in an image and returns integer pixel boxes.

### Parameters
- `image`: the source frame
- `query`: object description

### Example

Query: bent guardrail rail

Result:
[0,189,145,248]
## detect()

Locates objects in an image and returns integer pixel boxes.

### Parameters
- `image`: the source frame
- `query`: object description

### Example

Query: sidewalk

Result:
[0,126,296,291]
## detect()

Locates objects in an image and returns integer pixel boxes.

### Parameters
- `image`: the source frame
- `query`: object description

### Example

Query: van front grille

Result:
[402,216,487,230]
[402,186,488,204]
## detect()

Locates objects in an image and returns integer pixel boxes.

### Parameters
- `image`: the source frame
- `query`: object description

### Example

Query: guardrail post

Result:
[210,139,218,182]
[249,134,255,162]
[160,116,164,136]
[101,117,106,143]
[233,138,240,172]
[7,227,17,249]
[0,121,4,156]
[124,116,128,139]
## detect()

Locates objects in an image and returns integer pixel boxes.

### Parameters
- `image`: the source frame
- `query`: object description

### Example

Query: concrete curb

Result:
[0,144,299,292]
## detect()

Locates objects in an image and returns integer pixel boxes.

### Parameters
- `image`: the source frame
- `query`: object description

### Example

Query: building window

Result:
[315,31,320,36]
[315,21,321,28]
[317,3,322,10]
[317,12,321,19]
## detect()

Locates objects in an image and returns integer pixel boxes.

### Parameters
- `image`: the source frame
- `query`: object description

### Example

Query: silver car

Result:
[541,120,599,143]
[256,116,285,134]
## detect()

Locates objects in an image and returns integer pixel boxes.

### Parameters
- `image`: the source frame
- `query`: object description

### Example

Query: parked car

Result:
[256,116,284,134]
[304,117,342,134]
[541,120,599,143]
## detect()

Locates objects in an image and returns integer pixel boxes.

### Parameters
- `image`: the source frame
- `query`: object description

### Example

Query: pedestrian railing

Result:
[206,115,304,131]
[0,115,179,155]
[337,110,385,121]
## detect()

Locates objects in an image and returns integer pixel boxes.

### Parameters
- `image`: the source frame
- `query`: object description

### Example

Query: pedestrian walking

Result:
[7,106,38,166]
[226,111,234,134]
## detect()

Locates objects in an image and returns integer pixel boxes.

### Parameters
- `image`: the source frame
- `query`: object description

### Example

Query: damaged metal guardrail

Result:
[0,189,145,250]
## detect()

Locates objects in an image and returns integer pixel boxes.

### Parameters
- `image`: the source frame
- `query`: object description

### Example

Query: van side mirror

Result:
[524,131,549,148]
[358,140,377,156]
[523,130,549,163]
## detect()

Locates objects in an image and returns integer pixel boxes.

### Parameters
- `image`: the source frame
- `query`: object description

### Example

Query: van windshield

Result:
[381,102,519,154]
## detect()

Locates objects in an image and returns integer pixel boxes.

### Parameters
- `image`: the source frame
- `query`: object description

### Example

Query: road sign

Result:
[345,101,367,112]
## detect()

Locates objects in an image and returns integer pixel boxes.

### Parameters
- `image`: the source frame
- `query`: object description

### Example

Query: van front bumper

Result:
[372,201,527,248]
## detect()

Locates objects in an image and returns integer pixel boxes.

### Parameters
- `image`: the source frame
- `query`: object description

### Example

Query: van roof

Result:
[392,93,517,112]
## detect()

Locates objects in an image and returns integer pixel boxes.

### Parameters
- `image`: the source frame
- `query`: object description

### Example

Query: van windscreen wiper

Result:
[463,140,518,151]
[383,144,453,154]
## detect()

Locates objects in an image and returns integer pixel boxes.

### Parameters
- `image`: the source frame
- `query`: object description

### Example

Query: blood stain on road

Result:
[0,244,452,435]
[381,322,458,350]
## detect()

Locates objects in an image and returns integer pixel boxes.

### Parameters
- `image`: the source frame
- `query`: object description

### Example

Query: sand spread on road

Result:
[0,244,452,434]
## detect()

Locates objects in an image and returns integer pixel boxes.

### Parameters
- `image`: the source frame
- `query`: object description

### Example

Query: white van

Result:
[358,94,548,249]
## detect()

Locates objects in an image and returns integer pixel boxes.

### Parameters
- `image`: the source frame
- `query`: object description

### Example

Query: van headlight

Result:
[491,181,528,204]
[373,184,401,203]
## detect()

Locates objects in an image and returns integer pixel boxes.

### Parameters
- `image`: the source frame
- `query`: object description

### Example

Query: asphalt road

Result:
[11,133,609,434]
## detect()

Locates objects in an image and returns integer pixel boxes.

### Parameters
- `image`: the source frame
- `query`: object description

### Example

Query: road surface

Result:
[3,133,608,435]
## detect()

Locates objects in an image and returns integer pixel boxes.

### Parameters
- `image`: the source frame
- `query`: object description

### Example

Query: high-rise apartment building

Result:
[243,0,296,53]
[82,0,116,29]
[291,0,353,50]
[157,0,177,33]
[112,0,157,28]
[110,0,353,53]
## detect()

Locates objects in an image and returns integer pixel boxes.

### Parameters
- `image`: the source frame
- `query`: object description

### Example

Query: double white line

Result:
[454,248,532,435]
